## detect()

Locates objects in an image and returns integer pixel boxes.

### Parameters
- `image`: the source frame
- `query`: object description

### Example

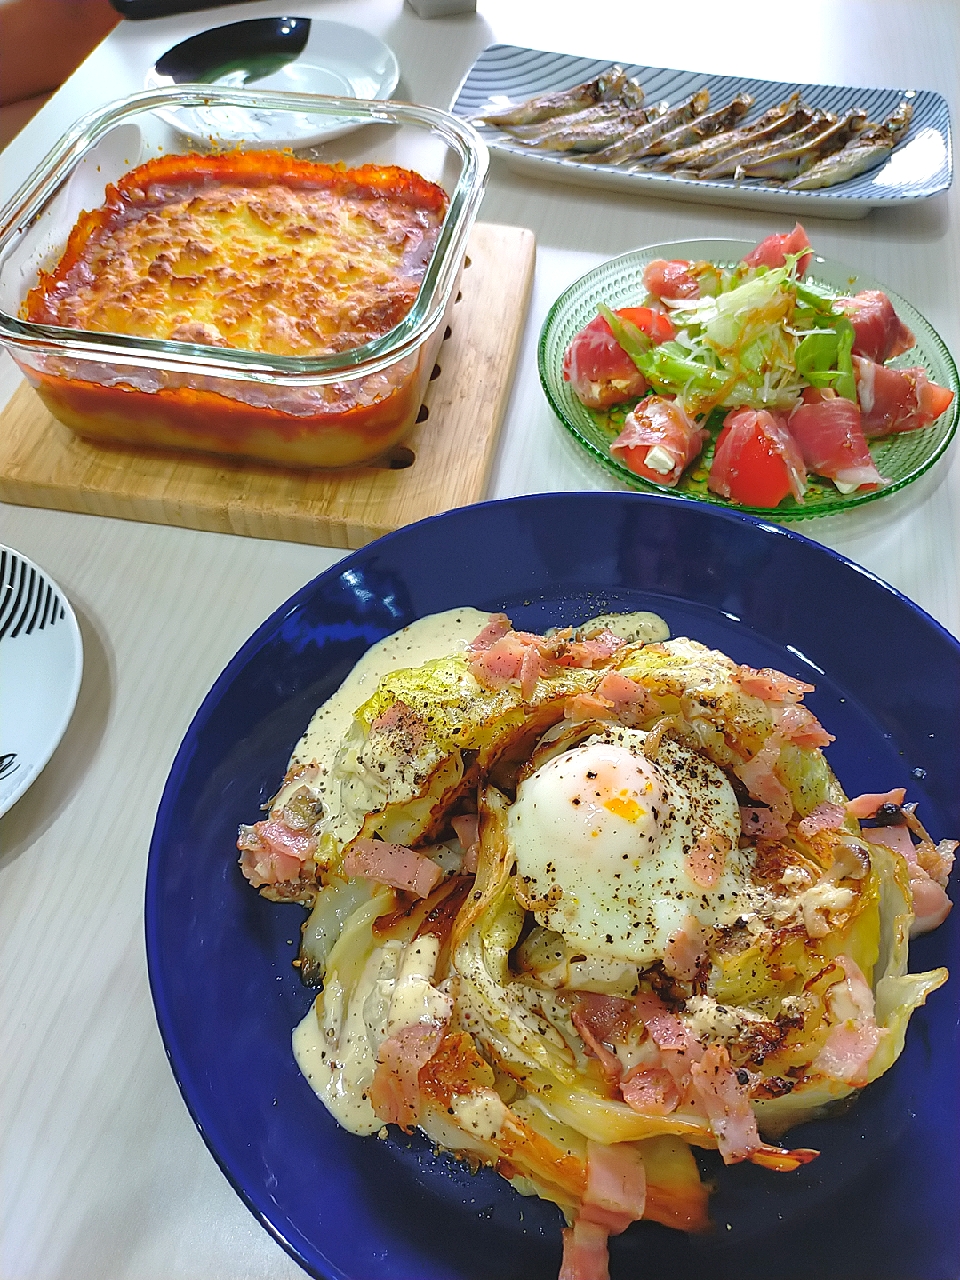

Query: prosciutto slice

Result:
[787,388,885,492]
[854,357,955,437]
[708,407,807,506]
[838,289,915,363]
[563,312,650,409]
[741,222,812,275]
[642,258,701,301]
[610,395,708,487]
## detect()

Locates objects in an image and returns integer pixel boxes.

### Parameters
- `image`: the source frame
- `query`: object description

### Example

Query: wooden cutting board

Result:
[0,222,535,550]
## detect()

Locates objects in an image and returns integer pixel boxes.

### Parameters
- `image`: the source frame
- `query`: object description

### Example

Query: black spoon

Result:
[154,16,312,86]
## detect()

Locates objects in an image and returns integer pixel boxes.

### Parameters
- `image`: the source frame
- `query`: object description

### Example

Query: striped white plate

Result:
[452,44,952,219]
[0,547,83,817]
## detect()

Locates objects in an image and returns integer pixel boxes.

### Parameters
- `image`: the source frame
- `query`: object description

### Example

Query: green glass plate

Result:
[538,238,959,520]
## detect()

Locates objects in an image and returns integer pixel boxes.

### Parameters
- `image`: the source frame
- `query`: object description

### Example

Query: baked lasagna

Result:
[21,153,451,467]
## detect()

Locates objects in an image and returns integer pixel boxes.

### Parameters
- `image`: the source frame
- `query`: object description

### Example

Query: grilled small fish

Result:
[642,92,753,156]
[587,88,710,164]
[787,100,914,189]
[476,65,634,127]
[510,107,651,152]
[737,109,869,180]
[506,102,629,139]
[697,113,834,179]
[657,95,807,170]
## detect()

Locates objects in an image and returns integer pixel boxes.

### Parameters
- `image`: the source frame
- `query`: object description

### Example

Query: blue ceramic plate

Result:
[146,493,960,1280]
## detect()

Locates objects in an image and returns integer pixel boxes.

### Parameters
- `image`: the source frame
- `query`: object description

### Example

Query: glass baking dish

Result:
[0,87,488,469]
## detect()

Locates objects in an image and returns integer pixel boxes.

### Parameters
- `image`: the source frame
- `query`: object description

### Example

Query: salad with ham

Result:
[561,224,955,508]
[236,605,954,1280]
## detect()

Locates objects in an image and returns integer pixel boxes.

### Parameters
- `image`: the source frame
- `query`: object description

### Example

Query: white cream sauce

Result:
[293,942,400,1136]
[277,607,491,841]
[293,933,451,1136]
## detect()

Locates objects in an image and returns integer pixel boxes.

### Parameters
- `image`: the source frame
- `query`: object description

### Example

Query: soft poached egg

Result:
[507,727,751,966]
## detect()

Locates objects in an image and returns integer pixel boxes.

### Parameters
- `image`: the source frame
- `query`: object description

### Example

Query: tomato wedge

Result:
[708,408,807,507]
[614,306,676,345]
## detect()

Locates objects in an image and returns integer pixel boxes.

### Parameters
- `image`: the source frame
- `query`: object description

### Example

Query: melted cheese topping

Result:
[25,155,447,358]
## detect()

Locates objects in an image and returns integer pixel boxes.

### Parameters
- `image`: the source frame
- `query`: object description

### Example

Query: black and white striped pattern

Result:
[452,44,952,215]
[0,549,66,641]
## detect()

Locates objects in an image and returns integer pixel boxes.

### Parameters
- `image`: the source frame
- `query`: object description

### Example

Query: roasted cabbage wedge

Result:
[239,614,953,1280]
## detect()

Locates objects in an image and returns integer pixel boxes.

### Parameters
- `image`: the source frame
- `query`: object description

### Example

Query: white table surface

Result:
[1,3,957,1277]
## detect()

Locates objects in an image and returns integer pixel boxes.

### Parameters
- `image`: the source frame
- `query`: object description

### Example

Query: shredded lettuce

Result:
[613,258,859,416]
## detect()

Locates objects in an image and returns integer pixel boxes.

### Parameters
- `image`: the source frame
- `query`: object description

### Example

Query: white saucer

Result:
[146,20,400,148]
[0,547,83,818]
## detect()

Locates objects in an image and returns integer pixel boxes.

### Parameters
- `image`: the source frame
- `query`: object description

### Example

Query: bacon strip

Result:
[797,801,847,841]
[862,825,953,934]
[343,839,443,898]
[734,665,814,702]
[450,813,480,874]
[581,1141,647,1234]
[564,693,617,724]
[572,1011,624,1083]
[812,956,885,1087]
[466,620,625,697]
[369,1018,448,1129]
[663,913,709,980]
[846,788,906,818]
[773,703,835,748]
[467,613,512,651]
[571,992,637,1081]
[544,629,625,667]
[631,995,817,1170]
[559,1218,612,1280]
[620,1067,680,1115]
[739,807,788,840]
[593,670,654,724]
[684,828,731,888]
[735,738,793,822]
[237,817,317,887]
[689,1044,818,1170]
